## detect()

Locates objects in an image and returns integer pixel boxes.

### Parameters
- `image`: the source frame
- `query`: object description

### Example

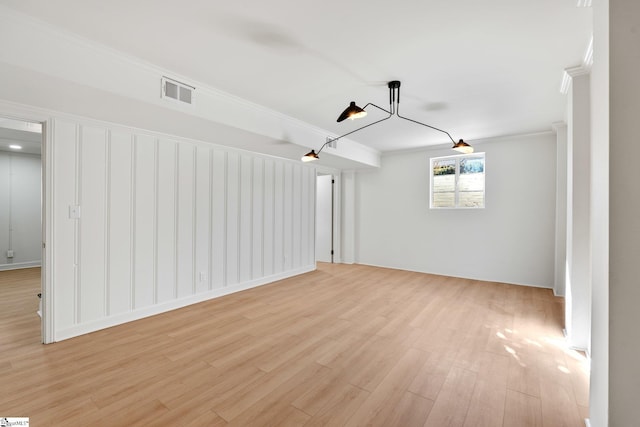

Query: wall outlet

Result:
[6,250,14,258]
[199,272,206,282]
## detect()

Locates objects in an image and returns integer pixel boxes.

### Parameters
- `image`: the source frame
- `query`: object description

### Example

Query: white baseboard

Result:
[54,265,315,342]
[0,261,42,271]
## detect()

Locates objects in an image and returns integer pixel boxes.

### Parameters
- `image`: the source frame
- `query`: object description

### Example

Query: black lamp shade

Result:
[301,149,319,162]
[337,101,367,122]
[452,139,474,154]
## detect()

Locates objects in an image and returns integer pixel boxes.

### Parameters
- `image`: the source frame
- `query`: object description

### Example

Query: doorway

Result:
[316,174,334,263]
[0,116,44,343]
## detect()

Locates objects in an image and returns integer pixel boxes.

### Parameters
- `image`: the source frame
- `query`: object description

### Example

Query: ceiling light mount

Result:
[302,80,471,162]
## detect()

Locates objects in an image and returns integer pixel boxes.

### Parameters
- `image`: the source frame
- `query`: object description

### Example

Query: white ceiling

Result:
[0,118,42,155]
[0,0,592,153]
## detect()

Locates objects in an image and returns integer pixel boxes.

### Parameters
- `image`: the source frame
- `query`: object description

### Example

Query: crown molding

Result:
[551,121,568,133]
[560,64,591,95]
[560,34,593,95]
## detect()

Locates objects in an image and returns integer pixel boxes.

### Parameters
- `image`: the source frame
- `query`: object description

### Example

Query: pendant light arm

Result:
[396,111,457,144]
[360,102,392,116]
[314,110,393,157]
[302,80,471,162]
[392,85,456,144]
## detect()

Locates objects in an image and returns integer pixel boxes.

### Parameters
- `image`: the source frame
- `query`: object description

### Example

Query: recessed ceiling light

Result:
[9,145,22,149]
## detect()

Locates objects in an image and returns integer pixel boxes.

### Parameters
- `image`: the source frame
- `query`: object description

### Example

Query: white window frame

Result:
[430,152,485,209]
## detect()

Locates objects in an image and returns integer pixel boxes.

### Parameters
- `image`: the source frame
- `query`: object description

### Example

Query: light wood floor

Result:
[0,264,588,426]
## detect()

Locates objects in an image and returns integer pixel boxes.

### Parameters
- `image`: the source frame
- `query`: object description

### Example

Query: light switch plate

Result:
[69,205,81,219]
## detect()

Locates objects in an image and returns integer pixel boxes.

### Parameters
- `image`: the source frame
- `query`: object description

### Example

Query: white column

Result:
[565,68,591,351]
[589,2,608,425]
[341,170,356,264]
[553,122,568,297]
[609,0,640,424]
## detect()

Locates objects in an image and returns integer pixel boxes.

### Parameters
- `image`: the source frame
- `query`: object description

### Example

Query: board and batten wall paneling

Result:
[239,154,253,284]
[252,158,264,279]
[283,164,293,271]
[50,117,316,341]
[273,163,285,275]
[51,119,77,332]
[156,138,177,303]
[107,131,133,316]
[263,161,275,277]
[176,143,195,298]
[211,149,227,289]
[194,145,211,293]
[78,126,108,324]
[225,152,240,286]
[132,134,156,309]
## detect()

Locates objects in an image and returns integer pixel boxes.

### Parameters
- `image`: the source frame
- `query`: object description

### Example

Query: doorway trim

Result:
[0,101,54,343]
[315,166,341,264]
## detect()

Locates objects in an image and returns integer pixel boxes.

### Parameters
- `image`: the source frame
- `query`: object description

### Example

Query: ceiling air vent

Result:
[161,76,194,105]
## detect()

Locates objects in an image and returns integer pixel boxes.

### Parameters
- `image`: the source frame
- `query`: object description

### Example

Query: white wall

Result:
[565,71,592,351]
[0,151,41,270]
[553,123,568,296]
[49,116,316,341]
[609,0,640,424]
[355,133,557,287]
[589,1,608,425]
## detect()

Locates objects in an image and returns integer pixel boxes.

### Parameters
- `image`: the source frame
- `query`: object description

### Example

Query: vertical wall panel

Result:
[52,119,78,331]
[263,160,275,277]
[308,169,316,265]
[239,154,253,283]
[78,125,107,323]
[211,150,226,288]
[49,115,317,340]
[273,162,284,274]
[283,163,293,271]
[156,139,177,303]
[292,165,302,268]
[108,131,133,315]
[133,134,156,309]
[195,146,211,293]
[177,143,195,298]
[300,167,311,266]
[225,152,240,286]
[252,158,264,279]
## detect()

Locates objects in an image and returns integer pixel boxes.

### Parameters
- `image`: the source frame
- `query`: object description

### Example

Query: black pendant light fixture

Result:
[336,101,368,122]
[302,80,472,162]
[452,139,474,154]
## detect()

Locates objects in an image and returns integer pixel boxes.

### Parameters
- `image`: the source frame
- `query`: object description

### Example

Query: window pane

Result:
[433,159,456,177]
[433,191,455,207]
[459,157,484,174]
[431,154,484,209]
[458,171,484,192]
[458,156,484,207]
[459,191,484,208]
[432,158,456,207]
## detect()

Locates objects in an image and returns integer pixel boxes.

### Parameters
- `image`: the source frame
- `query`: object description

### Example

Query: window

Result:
[430,153,485,208]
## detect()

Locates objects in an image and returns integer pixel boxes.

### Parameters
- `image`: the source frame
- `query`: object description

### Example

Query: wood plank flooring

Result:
[0,264,589,426]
